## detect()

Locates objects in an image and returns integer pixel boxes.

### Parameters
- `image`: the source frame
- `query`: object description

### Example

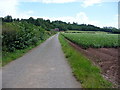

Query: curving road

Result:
[2,34,81,88]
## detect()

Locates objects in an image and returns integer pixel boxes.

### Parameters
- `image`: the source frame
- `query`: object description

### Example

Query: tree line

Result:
[1,15,120,34]
[1,15,56,53]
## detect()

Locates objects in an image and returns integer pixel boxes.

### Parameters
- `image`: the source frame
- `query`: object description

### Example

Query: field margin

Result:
[2,34,54,66]
[59,34,113,88]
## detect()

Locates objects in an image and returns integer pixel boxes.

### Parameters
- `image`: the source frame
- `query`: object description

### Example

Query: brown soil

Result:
[67,39,119,87]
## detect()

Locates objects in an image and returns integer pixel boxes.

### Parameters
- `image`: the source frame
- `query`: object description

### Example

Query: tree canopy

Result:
[1,15,120,34]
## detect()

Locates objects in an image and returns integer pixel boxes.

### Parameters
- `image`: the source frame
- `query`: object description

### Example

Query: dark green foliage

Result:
[3,15,13,22]
[21,17,55,31]
[101,27,120,34]
[2,15,57,54]
[2,15,120,33]
[51,20,120,33]
[2,21,55,52]
[1,15,119,52]
[52,21,68,31]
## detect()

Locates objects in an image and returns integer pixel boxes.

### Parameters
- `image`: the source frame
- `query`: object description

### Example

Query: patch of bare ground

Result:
[67,39,119,87]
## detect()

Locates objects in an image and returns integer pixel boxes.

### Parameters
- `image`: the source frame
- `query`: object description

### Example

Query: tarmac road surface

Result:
[2,34,81,88]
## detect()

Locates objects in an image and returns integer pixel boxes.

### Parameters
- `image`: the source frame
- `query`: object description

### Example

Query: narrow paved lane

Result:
[2,34,80,88]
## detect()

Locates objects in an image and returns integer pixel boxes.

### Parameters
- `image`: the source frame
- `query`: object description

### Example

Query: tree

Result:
[28,17,35,24]
[16,18,20,21]
[4,15,13,22]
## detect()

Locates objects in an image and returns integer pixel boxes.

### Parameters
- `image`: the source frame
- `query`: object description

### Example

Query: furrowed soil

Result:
[67,39,119,87]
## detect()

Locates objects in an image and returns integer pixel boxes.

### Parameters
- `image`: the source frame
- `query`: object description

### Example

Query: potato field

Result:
[62,33,119,48]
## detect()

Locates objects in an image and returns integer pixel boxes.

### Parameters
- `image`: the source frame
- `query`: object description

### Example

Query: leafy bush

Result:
[2,21,53,52]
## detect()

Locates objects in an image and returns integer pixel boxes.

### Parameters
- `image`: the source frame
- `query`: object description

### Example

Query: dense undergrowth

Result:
[59,34,113,88]
[2,21,56,66]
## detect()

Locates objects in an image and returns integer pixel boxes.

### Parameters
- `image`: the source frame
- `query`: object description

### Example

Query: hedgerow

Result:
[2,21,55,52]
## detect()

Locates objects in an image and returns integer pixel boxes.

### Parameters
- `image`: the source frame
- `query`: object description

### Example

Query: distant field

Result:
[62,33,119,48]
[65,30,109,34]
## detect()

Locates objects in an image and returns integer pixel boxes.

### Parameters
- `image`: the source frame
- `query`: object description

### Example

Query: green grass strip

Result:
[59,34,113,88]
[2,35,51,66]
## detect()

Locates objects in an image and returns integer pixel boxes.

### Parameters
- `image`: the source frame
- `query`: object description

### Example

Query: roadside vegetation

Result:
[1,15,119,87]
[62,33,119,49]
[1,15,120,33]
[59,34,113,88]
[3,15,120,65]
[2,16,57,66]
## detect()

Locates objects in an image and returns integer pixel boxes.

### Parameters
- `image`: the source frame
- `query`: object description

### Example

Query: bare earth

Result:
[2,34,81,88]
[68,40,119,87]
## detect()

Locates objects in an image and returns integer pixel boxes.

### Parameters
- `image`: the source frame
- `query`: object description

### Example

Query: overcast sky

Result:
[0,0,119,28]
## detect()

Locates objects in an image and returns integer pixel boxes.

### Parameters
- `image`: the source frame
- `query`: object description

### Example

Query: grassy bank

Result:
[59,34,112,88]
[2,21,57,66]
[2,35,52,66]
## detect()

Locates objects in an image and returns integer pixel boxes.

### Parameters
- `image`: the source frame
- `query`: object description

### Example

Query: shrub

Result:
[2,22,53,52]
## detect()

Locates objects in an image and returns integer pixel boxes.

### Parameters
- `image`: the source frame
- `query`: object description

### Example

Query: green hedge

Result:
[2,21,54,52]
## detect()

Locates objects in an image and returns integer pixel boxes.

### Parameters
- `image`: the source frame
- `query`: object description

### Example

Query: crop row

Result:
[62,33,119,48]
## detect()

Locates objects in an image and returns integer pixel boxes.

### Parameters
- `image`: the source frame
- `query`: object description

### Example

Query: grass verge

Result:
[59,34,113,88]
[2,35,52,66]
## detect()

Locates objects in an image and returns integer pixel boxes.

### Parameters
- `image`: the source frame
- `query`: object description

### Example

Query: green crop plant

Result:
[62,33,119,49]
